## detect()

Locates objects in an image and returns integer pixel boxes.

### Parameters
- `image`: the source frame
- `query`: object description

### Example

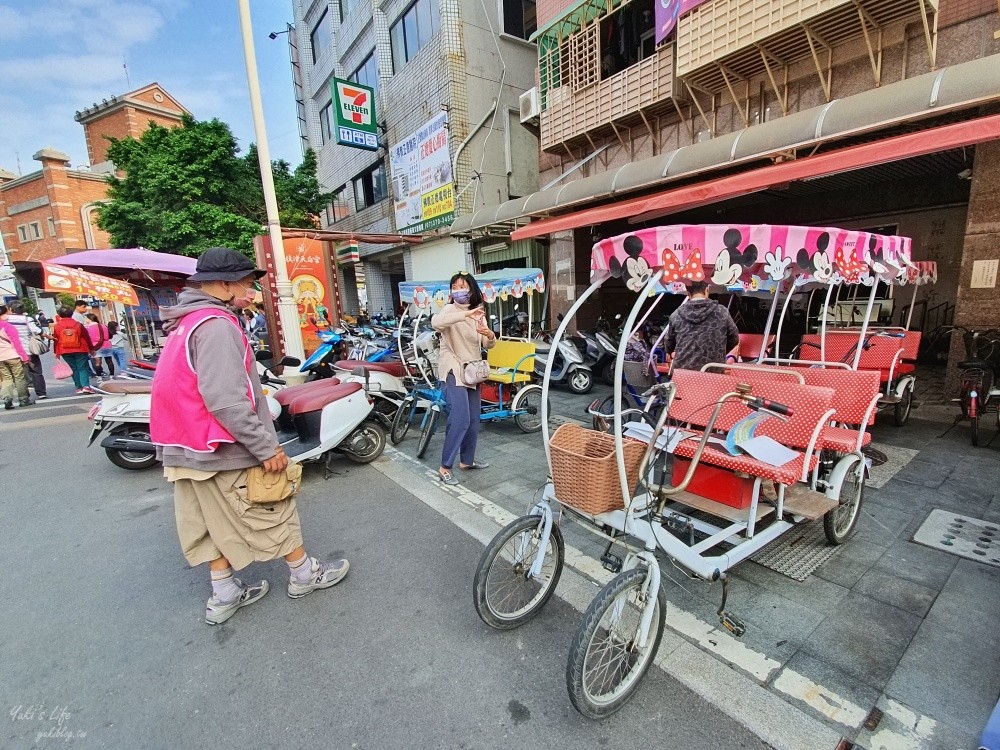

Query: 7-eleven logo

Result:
[338,83,371,126]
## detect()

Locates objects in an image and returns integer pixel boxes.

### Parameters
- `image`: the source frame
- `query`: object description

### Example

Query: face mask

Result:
[452,290,471,304]
[229,282,256,310]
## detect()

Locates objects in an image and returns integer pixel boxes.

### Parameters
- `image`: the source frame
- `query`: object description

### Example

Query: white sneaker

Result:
[287,558,350,599]
[205,579,269,625]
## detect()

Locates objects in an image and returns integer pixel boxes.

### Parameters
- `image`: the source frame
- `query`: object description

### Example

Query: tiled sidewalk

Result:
[388,379,1000,749]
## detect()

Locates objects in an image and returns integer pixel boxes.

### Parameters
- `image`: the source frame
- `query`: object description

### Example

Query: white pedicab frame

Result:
[473,224,913,719]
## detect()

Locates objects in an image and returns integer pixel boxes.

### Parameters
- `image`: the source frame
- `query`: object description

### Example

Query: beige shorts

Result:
[167,467,304,570]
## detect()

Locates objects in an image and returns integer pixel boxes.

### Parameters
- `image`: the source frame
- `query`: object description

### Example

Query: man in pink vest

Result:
[151,247,348,626]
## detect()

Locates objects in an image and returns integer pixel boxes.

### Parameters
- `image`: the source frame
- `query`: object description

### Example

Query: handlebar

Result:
[745,396,792,417]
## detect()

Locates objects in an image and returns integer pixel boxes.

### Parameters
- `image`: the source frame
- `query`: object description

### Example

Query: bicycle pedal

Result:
[600,552,624,573]
[719,612,746,637]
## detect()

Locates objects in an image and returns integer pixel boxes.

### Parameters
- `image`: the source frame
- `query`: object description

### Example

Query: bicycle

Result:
[949,326,1000,446]
[390,381,448,459]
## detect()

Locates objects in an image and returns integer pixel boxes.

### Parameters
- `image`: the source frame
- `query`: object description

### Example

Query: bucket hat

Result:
[189,247,267,282]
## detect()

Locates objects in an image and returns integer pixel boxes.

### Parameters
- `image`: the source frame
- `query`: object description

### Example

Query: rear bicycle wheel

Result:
[824,456,865,544]
[512,384,545,433]
[390,396,415,444]
[416,408,440,459]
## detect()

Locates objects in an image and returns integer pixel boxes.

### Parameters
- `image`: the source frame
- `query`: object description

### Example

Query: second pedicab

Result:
[471,224,913,719]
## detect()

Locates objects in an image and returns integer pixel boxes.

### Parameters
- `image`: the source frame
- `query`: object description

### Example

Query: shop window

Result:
[350,52,378,95]
[310,9,330,64]
[598,0,655,79]
[353,162,388,210]
[502,0,536,40]
[319,101,333,144]
[390,0,440,72]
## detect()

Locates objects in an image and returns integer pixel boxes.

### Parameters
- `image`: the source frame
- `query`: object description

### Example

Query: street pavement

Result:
[386,379,1000,750]
[1,397,769,750]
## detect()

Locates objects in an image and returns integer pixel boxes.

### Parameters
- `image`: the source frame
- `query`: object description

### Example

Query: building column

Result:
[947,136,1000,389]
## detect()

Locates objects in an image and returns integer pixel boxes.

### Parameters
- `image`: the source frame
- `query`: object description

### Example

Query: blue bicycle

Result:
[390,382,449,459]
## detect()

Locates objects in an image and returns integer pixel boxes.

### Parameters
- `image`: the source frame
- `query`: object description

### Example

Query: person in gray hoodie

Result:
[151,247,348,626]
[663,281,740,372]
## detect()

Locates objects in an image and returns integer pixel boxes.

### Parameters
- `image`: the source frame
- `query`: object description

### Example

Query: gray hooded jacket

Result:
[664,298,740,372]
[154,289,279,472]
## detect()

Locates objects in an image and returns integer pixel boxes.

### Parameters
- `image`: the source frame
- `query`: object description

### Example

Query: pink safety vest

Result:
[150,307,256,453]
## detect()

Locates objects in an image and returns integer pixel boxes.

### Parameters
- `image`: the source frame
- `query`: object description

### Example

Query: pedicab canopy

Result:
[398,268,545,311]
[40,261,140,306]
[590,224,914,293]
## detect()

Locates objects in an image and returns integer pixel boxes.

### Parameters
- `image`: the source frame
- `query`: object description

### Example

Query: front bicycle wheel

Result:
[512,384,545,433]
[473,515,565,629]
[416,408,440,459]
[390,396,414,444]
[566,567,665,719]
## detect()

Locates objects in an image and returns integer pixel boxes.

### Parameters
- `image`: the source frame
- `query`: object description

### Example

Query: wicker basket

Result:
[549,423,647,514]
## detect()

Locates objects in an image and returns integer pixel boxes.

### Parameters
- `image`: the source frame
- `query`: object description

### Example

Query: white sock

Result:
[210,568,242,602]
[288,555,313,584]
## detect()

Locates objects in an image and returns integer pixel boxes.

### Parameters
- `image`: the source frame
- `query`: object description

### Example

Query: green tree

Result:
[95,115,332,257]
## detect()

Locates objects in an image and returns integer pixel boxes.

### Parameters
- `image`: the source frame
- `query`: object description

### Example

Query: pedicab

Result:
[472,224,901,719]
[391,271,548,457]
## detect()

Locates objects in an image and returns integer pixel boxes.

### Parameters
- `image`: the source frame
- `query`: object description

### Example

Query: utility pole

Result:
[236,0,306,363]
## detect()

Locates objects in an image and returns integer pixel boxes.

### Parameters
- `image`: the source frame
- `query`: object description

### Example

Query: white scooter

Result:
[270,366,388,472]
[88,354,298,470]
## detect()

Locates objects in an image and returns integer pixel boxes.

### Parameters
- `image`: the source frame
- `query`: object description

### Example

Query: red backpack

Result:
[60,323,83,349]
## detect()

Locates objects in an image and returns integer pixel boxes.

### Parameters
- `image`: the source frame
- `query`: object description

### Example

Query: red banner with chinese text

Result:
[41,262,139,306]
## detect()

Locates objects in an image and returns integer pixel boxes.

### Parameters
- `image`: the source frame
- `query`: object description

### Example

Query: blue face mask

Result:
[452,290,471,304]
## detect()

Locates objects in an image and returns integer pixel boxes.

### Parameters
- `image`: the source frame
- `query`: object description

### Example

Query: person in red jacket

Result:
[53,306,94,393]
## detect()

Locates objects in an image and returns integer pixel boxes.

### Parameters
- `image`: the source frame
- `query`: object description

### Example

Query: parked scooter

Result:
[88,354,298,470]
[534,324,594,394]
[271,366,388,470]
[300,328,345,380]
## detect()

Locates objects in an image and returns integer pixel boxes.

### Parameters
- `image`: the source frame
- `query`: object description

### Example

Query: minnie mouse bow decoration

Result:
[660,248,705,282]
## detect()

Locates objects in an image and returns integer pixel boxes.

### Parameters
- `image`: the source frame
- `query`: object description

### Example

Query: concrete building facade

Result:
[0,83,188,265]
[450,0,1000,379]
[289,0,542,315]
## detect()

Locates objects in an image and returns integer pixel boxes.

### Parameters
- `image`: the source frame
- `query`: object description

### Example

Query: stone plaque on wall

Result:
[971,259,999,289]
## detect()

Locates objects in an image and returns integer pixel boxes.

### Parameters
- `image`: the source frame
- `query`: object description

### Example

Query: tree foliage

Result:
[95,115,332,258]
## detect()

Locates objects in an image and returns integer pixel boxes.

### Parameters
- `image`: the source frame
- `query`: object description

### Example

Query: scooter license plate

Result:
[87,404,101,420]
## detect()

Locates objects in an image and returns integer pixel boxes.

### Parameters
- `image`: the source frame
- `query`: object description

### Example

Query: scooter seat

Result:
[288,381,363,416]
[334,359,407,378]
[273,378,341,407]
[98,380,154,394]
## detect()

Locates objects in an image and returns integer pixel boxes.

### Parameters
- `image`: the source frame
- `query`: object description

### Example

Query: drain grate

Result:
[749,521,842,581]
[861,446,888,467]
[912,510,1000,568]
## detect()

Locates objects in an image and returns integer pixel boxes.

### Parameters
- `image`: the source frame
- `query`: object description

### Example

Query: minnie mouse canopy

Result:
[591,224,913,291]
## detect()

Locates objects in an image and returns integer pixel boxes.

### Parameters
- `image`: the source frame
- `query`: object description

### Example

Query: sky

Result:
[0,0,302,175]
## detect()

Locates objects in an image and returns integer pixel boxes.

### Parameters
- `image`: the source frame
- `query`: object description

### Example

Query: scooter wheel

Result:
[600,362,616,387]
[105,428,158,470]
[568,369,594,395]
[343,421,387,463]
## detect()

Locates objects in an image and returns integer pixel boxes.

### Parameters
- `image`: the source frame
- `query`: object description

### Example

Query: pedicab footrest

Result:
[549,423,646,515]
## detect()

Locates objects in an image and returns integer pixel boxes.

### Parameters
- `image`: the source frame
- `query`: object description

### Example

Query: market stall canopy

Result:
[399,268,545,311]
[47,248,196,277]
[41,261,139,306]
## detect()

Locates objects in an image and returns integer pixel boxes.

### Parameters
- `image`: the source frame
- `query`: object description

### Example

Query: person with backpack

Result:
[0,305,31,410]
[53,306,94,393]
[5,301,47,399]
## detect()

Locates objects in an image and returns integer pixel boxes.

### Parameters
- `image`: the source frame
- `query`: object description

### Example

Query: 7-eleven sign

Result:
[333,78,378,151]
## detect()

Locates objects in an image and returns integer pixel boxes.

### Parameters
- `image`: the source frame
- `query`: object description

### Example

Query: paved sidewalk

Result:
[384,380,1000,750]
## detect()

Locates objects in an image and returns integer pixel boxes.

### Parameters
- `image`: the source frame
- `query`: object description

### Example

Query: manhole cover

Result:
[912,509,1000,568]
[861,447,888,467]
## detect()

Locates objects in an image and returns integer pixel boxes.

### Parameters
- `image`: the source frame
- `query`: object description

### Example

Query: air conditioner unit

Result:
[519,87,540,125]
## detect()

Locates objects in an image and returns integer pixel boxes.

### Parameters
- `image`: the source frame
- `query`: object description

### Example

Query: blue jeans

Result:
[111,347,129,373]
[440,373,481,469]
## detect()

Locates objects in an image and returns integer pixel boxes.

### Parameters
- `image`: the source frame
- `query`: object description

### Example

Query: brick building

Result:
[450,0,1000,377]
[288,0,542,315]
[0,83,188,265]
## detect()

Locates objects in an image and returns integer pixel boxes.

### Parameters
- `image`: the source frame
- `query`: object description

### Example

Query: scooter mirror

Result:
[254,350,272,362]
[279,356,301,367]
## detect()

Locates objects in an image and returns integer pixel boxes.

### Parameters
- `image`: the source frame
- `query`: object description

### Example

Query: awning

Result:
[450,52,1000,239]
[513,112,1000,239]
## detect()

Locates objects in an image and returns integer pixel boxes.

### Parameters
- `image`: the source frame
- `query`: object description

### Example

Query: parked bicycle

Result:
[947,326,1000,446]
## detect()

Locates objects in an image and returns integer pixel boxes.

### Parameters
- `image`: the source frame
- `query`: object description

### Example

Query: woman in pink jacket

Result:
[0,304,31,409]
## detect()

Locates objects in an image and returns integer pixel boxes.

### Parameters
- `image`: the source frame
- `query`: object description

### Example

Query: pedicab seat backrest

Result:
[738,333,775,360]
[798,333,856,364]
[797,368,881,425]
[799,331,904,377]
[844,329,921,362]
[488,339,536,372]
[670,369,834,451]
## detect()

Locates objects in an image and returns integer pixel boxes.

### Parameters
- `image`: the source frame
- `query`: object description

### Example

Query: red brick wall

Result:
[939,0,998,28]
[84,107,184,165]
[537,0,575,32]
